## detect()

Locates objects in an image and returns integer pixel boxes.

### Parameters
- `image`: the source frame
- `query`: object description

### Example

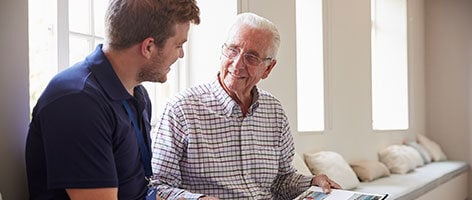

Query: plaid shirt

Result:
[151,78,312,200]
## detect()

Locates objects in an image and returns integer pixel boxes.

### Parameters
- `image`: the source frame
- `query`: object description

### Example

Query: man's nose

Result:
[179,48,184,58]
[231,53,245,68]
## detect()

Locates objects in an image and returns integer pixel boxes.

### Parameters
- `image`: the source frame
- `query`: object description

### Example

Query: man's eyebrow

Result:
[245,49,261,57]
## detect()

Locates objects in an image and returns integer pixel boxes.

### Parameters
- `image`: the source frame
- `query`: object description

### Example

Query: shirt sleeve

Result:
[150,102,205,199]
[40,93,117,188]
[270,112,312,200]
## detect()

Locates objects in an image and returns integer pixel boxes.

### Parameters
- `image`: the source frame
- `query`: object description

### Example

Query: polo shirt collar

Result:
[87,44,132,101]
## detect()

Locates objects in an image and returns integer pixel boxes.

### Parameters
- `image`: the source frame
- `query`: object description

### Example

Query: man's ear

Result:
[140,37,155,59]
[261,60,277,79]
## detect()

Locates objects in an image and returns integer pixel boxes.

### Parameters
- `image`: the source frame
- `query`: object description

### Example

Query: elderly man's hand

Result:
[311,174,342,194]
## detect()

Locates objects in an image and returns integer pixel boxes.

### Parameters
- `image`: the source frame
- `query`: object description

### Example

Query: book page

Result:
[294,186,388,200]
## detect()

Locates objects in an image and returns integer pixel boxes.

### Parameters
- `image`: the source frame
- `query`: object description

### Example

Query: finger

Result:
[321,180,332,194]
[312,174,328,185]
[328,179,342,189]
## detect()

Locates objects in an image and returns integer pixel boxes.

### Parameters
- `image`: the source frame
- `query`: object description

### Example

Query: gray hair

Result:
[227,12,280,58]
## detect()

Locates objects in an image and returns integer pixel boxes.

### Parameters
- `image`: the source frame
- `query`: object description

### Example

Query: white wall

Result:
[0,0,30,199]
[425,0,472,196]
[243,0,425,162]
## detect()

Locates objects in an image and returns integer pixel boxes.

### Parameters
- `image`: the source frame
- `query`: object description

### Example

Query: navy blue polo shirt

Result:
[26,45,151,200]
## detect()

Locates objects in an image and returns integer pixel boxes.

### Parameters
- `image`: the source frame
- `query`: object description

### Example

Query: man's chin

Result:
[157,76,167,83]
[146,75,167,83]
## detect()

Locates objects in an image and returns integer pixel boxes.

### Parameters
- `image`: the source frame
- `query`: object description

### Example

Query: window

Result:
[371,0,409,130]
[68,0,107,66]
[296,0,325,132]
[185,1,237,87]
[29,0,237,125]
[29,0,107,114]
[29,0,57,112]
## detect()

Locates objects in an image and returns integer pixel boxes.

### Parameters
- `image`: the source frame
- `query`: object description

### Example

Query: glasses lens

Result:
[222,45,238,59]
[222,44,269,66]
[243,54,262,66]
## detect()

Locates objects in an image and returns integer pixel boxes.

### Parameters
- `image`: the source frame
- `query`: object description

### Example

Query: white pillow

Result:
[292,152,312,176]
[403,145,424,167]
[406,141,432,164]
[378,145,416,174]
[417,134,447,162]
[304,151,360,189]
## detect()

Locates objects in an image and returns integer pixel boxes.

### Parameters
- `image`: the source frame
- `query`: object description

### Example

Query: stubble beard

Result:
[138,51,168,83]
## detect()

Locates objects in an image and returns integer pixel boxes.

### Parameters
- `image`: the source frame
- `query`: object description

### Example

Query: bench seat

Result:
[351,161,469,200]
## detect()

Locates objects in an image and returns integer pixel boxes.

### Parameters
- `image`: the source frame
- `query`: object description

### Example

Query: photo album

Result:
[294,186,388,200]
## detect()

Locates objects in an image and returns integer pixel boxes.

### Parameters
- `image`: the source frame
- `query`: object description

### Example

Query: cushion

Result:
[292,152,312,176]
[352,161,469,199]
[403,145,425,167]
[304,151,360,189]
[378,145,416,174]
[350,160,390,182]
[417,134,447,162]
[406,141,432,164]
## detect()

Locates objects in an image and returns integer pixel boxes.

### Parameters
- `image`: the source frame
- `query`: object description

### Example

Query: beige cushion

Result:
[350,160,390,182]
[378,145,416,174]
[304,151,360,189]
[417,134,447,162]
[292,152,312,176]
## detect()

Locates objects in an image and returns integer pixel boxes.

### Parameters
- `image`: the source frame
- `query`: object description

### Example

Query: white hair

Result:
[226,12,280,58]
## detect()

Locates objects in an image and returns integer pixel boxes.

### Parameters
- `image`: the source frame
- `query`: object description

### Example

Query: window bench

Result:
[351,161,469,200]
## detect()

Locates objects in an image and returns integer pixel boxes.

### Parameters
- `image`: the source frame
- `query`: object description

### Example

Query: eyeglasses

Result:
[221,43,272,66]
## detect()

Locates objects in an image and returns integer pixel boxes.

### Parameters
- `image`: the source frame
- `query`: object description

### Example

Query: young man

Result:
[25,0,199,199]
[151,12,340,200]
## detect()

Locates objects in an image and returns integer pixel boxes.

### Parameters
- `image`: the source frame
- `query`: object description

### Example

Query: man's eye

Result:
[245,55,260,64]
[228,48,239,56]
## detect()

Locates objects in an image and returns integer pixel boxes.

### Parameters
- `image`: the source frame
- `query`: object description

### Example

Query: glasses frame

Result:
[221,43,273,66]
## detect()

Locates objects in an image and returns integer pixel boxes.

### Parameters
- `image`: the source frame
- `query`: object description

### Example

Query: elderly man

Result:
[150,12,340,200]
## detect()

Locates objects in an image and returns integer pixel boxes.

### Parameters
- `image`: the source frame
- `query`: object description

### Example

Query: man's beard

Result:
[138,51,167,83]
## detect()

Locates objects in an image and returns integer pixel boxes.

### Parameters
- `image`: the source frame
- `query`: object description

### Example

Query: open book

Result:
[294,186,388,200]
